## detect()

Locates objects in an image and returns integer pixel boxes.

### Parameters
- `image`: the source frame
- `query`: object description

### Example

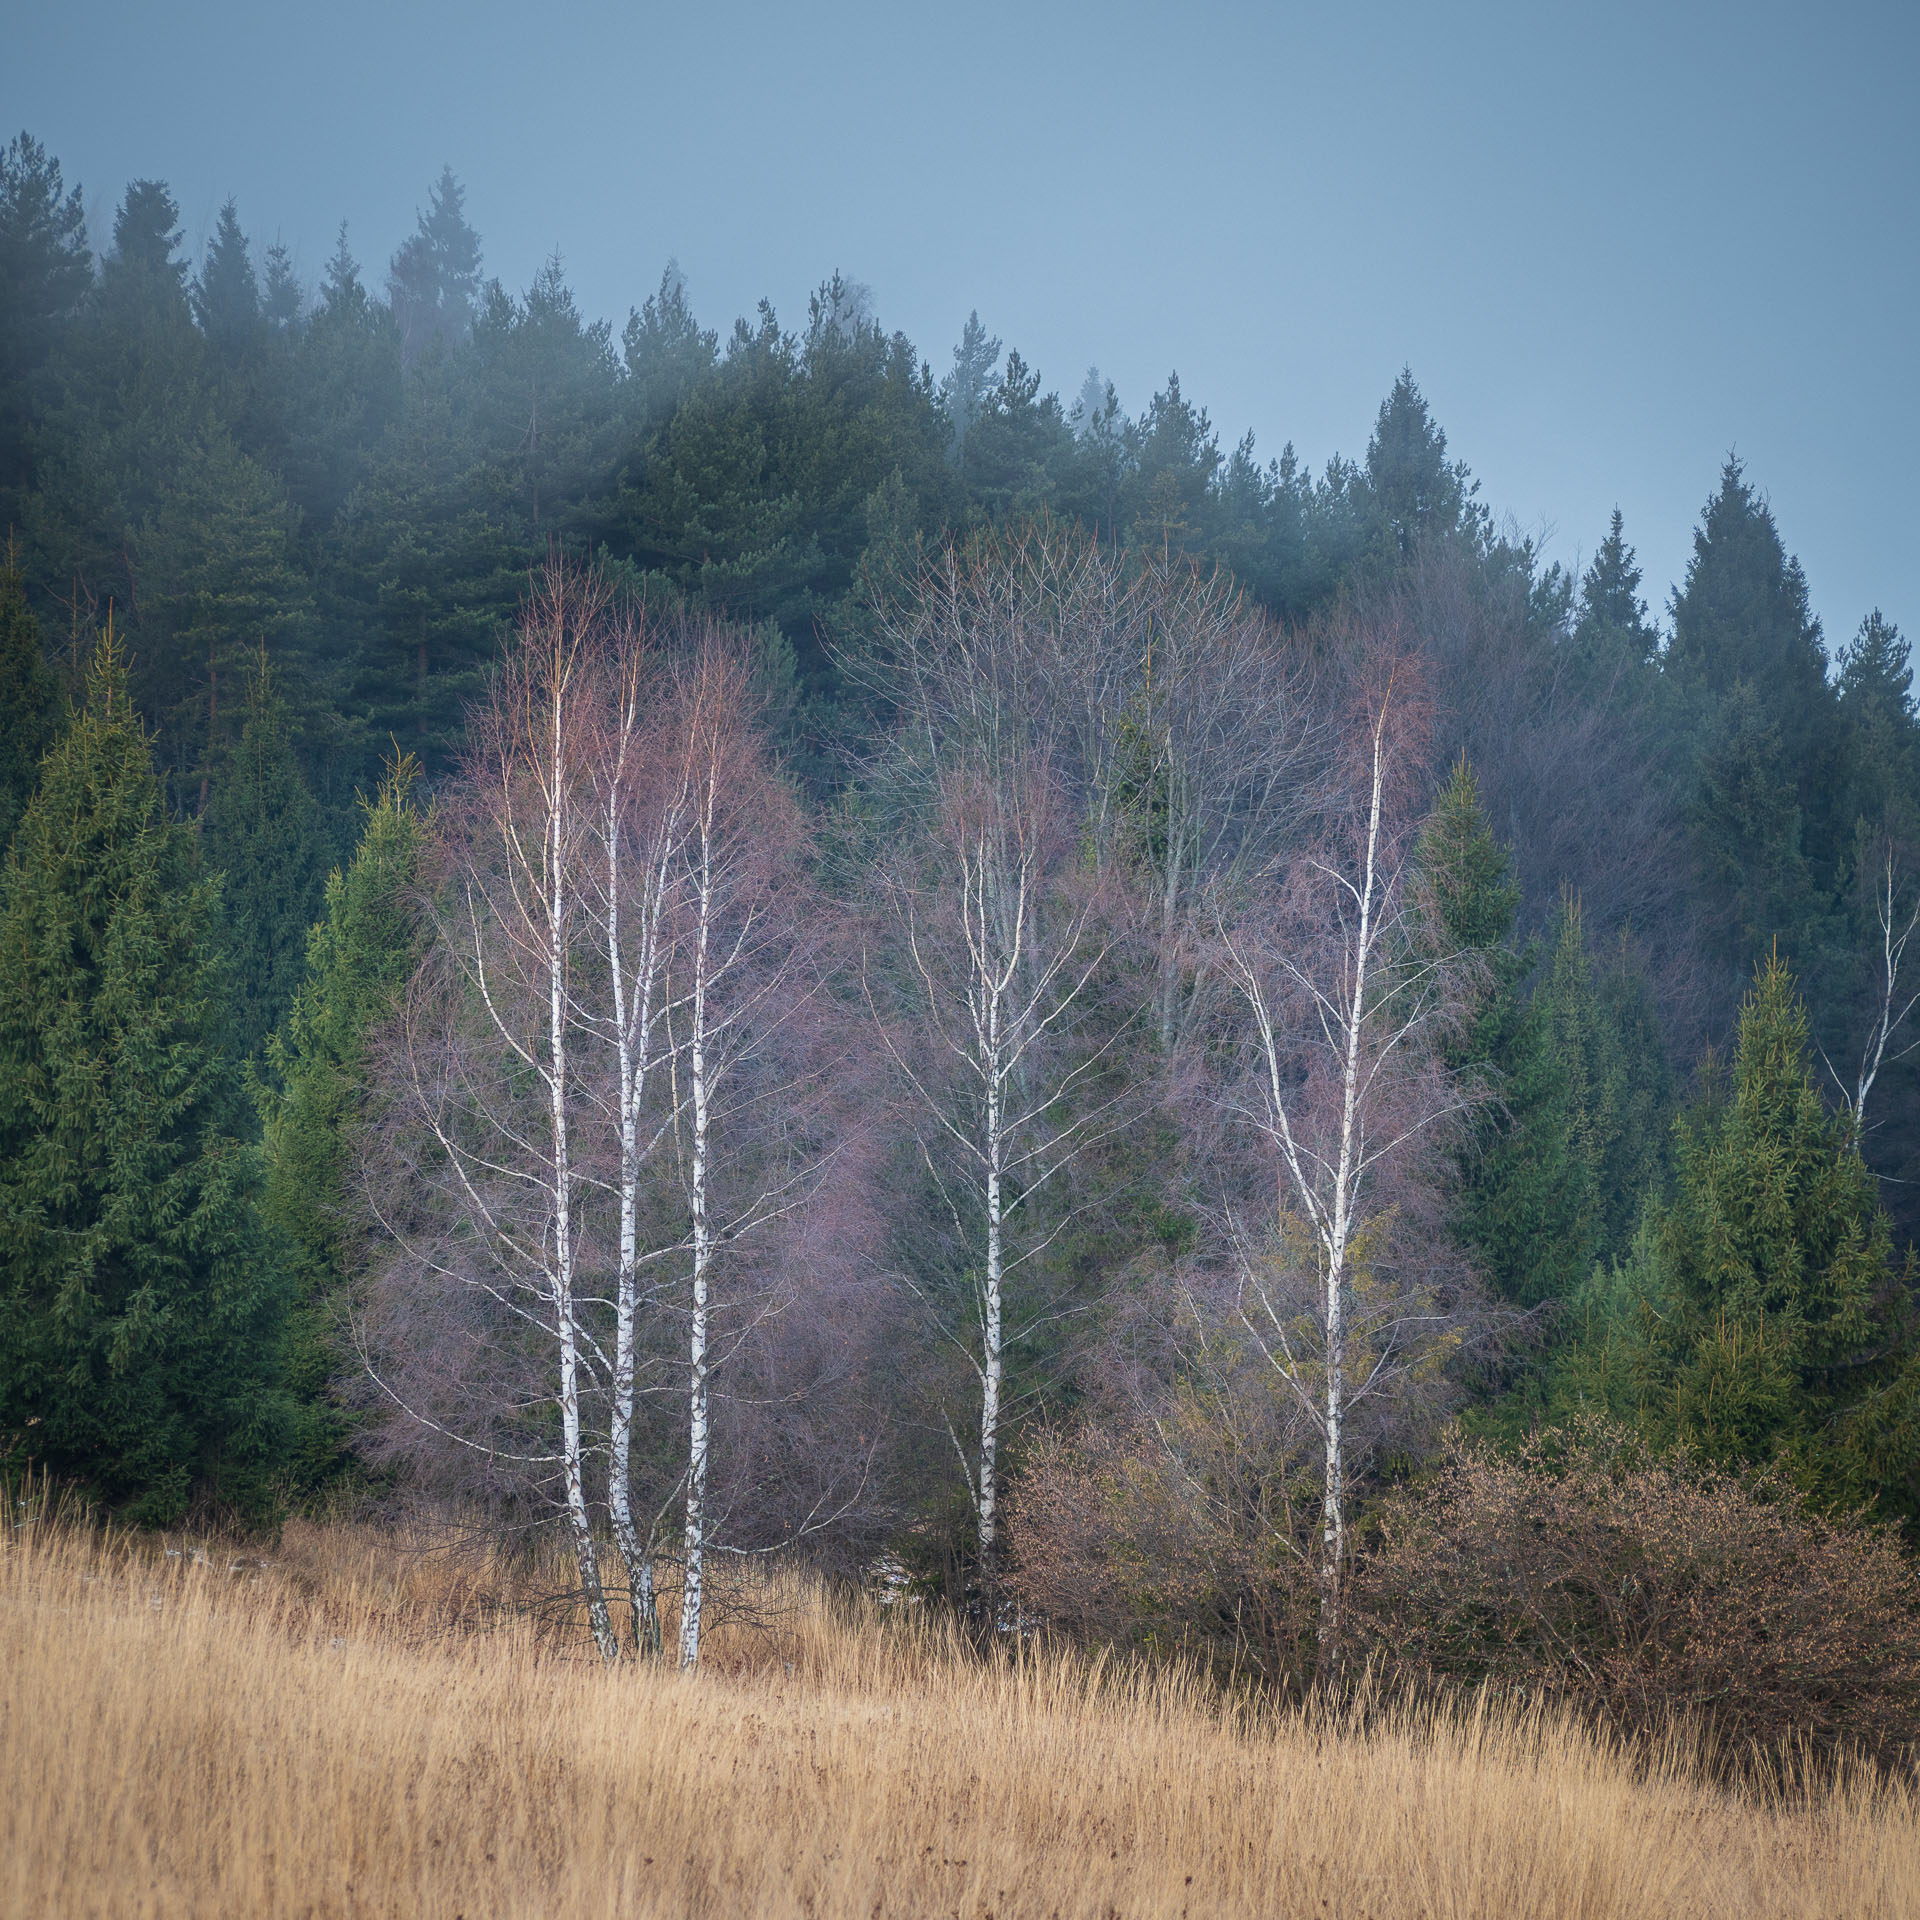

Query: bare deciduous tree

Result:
[659,634,836,1666]
[859,537,1144,1588]
[1209,649,1473,1665]
[1831,836,1920,1138]
[367,558,623,1660]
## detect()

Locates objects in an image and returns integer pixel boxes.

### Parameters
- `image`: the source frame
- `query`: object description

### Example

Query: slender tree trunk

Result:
[679,840,715,1669]
[604,806,656,1655]
[1314,720,1385,1673]
[1156,832,1184,1052]
[978,1048,1004,1578]
[545,692,617,1666]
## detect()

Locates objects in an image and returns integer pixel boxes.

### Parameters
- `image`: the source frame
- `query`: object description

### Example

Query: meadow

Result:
[3,1508,1916,1919]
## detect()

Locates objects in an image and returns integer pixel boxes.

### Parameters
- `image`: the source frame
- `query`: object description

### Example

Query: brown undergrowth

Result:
[3,1503,1915,1919]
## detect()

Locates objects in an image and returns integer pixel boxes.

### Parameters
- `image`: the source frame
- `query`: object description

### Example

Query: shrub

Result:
[1009,1395,1320,1689]
[1352,1419,1920,1761]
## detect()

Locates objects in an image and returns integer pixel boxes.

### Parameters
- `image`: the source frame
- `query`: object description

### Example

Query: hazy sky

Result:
[8,0,1916,650]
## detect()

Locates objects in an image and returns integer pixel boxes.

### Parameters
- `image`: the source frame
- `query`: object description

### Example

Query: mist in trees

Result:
[2,131,1919,1704]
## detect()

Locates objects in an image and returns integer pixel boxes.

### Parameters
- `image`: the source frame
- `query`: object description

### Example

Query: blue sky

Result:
[9,0,1915,649]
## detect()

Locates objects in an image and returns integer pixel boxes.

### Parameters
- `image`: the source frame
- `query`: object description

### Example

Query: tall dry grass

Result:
[3,1505,1915,1918]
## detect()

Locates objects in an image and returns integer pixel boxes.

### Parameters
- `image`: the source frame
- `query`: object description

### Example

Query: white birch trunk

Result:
[679,800,716,1669]
[543,677,618,1666]
[977,998,1005,1570]
[604,765,678,1658]
[1312,715,1384,1660]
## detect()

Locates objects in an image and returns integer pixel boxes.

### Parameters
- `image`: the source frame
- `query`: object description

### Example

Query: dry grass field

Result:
[3,1506,1916,1919]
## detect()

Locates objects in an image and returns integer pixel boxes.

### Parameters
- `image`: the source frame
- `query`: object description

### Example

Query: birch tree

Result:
[659,634,831,1667]
[862,538,1137,1587]
[1212,658,1470,1666]
[573,623,690,1654]
[368,559,622,1661]
[1833,837,1920,1138]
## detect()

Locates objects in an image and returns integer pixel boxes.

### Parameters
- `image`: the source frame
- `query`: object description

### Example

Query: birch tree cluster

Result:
[346,535,1495,1670]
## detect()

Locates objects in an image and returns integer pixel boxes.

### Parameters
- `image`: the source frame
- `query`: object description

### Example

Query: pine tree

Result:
[941,310,1003,458]
[386,165,482,364]
[620,261,718,433]
[201,655,330,1059]
[1838,610,1917,833]
[0,637,287,1521]
[1362,369,1483,559]
[0,550,59,849]
[109,179,187,286]
[0,133,91,495]
[1670,459,1844,875]
[192,198,261,358]
[261,242,303,331]
[280,226,401,525]
[1417,765,1671,1306]
[1575,508,1660,666]
[1691,681,1824,986]
[133,425,318,796]
[259,755,423,1487]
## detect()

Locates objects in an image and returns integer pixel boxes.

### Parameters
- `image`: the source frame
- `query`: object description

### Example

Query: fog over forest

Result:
[5,112,1920,1780]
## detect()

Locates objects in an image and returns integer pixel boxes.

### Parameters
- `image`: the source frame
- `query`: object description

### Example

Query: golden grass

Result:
[3,1509,1916,1918]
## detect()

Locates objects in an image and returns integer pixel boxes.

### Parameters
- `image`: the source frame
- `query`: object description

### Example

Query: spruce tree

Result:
[1838,610,1917,833]
[1361,370,1483,560]
[191,198,261,359]
[1575,508,1659,666]
[386,165,482,364]
[1417,764,1671,1306]
[0,638,287,1521]
[1573,955,1920,1526]
[258,755,423,1487]
[201,655,330,1060]
[1670,459,1844,877]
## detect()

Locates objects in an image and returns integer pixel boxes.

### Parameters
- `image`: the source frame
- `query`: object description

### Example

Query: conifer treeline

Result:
[0,134,1916,1555]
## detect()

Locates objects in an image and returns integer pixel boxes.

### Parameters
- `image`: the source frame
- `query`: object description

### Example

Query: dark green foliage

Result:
[0,132,91,497]
[1690,683,1821,969]
[278,227,402,525]
[132,425,319,794]
[1417,756,1522,957]
[1838,609,1917,833]
[387,165,482,364]
[0,640,287,1522]
[258,757,423,1490]
[0,552,59,848]
[192,199,261,358]
[1464,907,1672,1307]
[1671,460,1845,890]
[1417,762,1670,1308]
[940,310,1001,457]
[1575,508,1660,667]
[4,128,1918,1550]
[201,657,330,1059]
[261,243,303,331]
[1565,956,1920,1530]
[1361,368,1484,560]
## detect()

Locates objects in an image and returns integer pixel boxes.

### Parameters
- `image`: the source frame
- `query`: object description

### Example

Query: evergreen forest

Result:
[5,133,1920,1707]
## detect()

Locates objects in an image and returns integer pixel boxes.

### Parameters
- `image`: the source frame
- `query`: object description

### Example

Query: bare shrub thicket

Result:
[1009,1369,1322,1689]
[1353,1420,1920,1762]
